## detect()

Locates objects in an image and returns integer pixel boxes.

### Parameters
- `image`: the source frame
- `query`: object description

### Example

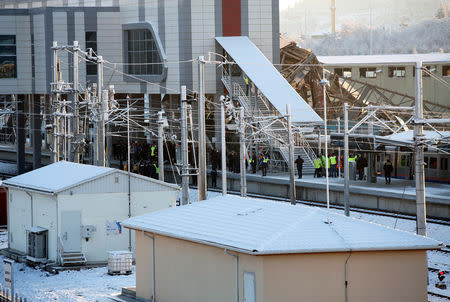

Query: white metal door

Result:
[243,271,256,302]
[61,211,81,252]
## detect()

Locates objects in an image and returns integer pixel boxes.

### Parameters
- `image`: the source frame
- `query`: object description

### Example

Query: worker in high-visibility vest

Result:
[150,145,156,158]
[330,154,337,177]
[314,157,322,178]
[244,74,249,94]
[261,154,269,176]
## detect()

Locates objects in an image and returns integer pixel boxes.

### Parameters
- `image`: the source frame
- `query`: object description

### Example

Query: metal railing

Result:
[0,285,27,302]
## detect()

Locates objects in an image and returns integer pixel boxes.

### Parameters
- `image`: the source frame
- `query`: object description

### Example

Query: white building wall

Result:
[58,190,176,262]
[8,188,31,254]
[58,171,180,195]
[8,188,57,260]
[32,192,58,262]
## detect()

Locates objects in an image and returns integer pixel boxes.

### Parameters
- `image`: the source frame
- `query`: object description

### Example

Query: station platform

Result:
[218,172,450,220]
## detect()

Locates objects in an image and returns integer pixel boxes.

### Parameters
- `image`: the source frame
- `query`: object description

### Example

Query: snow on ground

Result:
[0,189,448,301]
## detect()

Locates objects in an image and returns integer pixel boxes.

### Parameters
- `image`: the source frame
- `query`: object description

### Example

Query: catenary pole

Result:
[221,97,227,195]
[239,107,247,197]
[181,86,190,205]
[287,104,296,205]
[126,96,132,251]
[343,102,350,216]
[158,111,164,181]
[72,41,79,163]
[414,61,427,236]
[198,56,207,201]
[320,77,330,220]
[52,41,59,162]
[96,56,105,166]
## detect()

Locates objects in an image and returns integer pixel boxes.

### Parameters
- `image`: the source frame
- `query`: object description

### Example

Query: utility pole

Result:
[126,96,132,252]
[95,56,105,166]
[239,107,247,197]
[158,111,164,181]
[287,104,296,205]
[52,41,59,162]
[72,40,79,163]
[181,86,190,205]
[343,102,350,216]
[320,77,330,218]
[198,56,207,201]
[220,96,227,195]
[414,61,427,236]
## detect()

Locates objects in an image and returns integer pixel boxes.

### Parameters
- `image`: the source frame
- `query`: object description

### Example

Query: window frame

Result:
[360,67,377,78]
[335,67,352,78]
[388,66,406,78]
[122,22,167,83]
[0,35,17,79]
[85,31,98,77]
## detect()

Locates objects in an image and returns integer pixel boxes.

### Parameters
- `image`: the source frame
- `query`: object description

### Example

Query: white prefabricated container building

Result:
[3,161,180,265]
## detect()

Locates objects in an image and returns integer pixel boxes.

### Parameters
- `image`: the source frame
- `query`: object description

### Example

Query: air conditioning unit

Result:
[26,226,48,263]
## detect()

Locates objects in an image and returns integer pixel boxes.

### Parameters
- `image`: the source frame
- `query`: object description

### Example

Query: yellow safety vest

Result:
[349,156,356,162]
[314,158,322,168]
[154,164,159,174]
[151,146,156,157]
[263,157,268,163]
[330,156,337,165]
[245,77,249,85]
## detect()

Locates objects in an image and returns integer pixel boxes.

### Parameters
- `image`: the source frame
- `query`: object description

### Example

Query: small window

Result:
[388,67,406,78]
[0,35,17,78]
[85,32,97,76]
[335,68,352,78]
[424,156,429,167]
[429,157,437,169]
[360,67,377,78]
[400,155,407,167]
[443,65,450,77]
[441,157,448,170]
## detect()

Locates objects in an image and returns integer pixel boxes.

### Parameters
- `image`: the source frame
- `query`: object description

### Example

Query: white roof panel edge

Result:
[318,53,450,66]
[216,36,322,124]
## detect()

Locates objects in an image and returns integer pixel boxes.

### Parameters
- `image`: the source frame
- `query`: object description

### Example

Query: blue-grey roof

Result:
[123,195,442,255]
[216,36,323,124]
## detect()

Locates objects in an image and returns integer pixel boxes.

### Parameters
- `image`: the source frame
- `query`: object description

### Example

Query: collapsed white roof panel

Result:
[123,195,441,255]
[318,53,450,66]
[216,36,322,124]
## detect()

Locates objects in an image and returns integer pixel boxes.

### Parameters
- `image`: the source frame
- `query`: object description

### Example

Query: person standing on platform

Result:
[211,166,217,188]
[314,157,322,178]
[251,153,257,174]
[261,153,269,176]
[330,153,337,177]
[383,159,393,184]
[295,155,304,179]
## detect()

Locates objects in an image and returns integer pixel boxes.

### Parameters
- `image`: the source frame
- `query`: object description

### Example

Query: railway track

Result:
[204,187,450,226]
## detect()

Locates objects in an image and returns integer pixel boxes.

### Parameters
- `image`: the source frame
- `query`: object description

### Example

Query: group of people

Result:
[313,153,342,178]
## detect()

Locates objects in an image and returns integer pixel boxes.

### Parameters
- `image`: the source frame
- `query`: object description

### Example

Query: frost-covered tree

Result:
[301,18,450,55]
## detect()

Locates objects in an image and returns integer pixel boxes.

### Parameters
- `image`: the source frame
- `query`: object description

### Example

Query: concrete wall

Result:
[219,174,450,220]
[134,233,428,302]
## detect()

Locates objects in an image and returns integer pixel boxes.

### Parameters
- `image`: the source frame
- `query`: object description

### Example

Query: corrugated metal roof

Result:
[318,53,450,66]
[3,161,179,194]
[216,36,323,124]
[123,195,441,255]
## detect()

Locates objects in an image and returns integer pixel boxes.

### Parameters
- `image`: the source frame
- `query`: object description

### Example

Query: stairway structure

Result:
[221,67,317,174]
[60,252,87,266]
